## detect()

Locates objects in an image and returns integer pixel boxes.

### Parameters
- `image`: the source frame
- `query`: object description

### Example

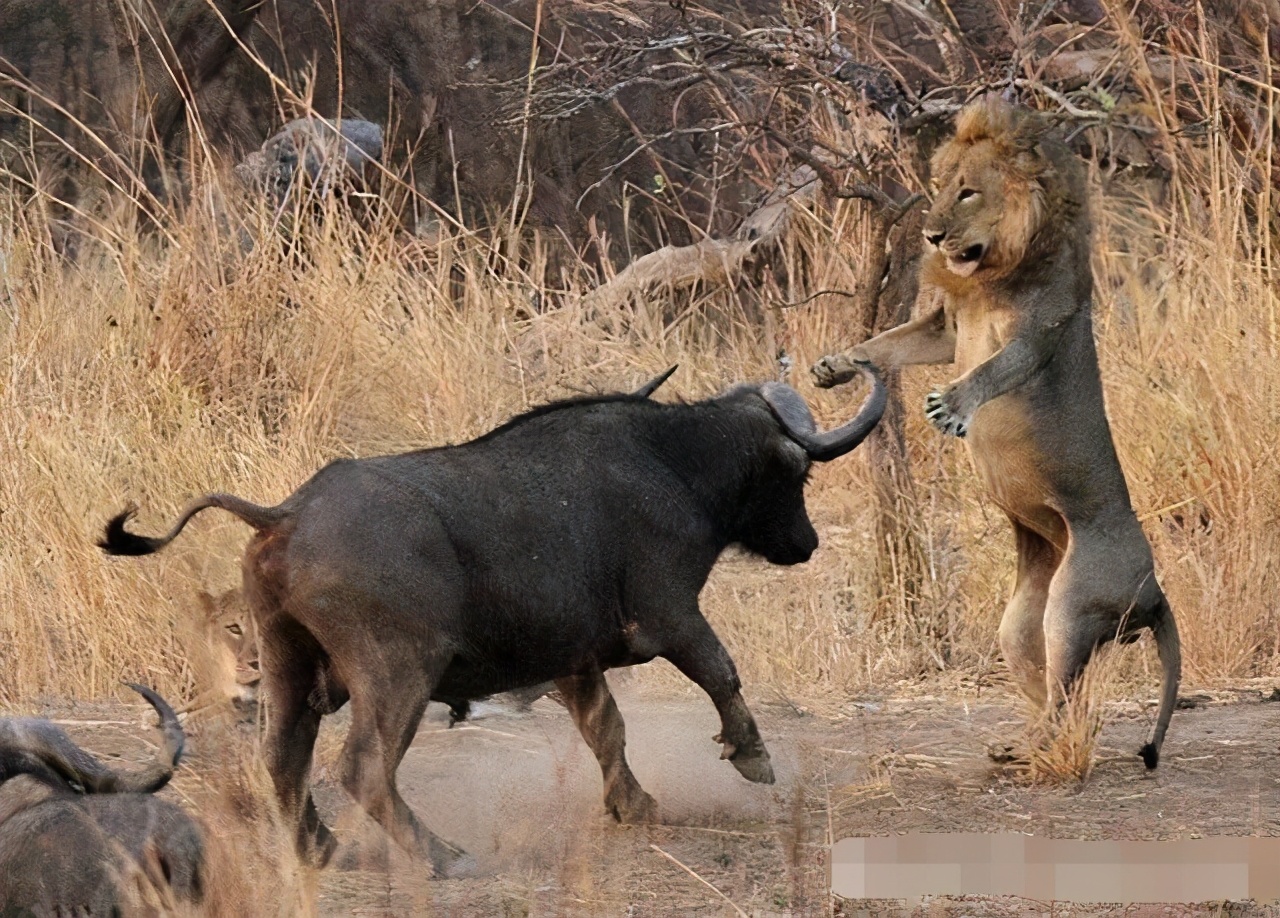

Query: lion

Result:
[196,588,262,714]
[812,93,1181,768]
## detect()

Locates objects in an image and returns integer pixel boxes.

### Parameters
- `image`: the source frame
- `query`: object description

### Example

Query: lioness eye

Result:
[226,624,244,637]
[957,188,978,201]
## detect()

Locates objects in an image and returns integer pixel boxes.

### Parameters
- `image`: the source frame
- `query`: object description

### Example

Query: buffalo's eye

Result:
[957,188,978,202]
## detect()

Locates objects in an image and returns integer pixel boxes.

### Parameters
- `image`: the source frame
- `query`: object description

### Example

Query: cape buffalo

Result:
[99,367,886,874]
[0,684,205,915]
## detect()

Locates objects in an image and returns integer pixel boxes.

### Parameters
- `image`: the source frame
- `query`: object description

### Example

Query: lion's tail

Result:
[1138,597,1181,769]
[99,493,287,557]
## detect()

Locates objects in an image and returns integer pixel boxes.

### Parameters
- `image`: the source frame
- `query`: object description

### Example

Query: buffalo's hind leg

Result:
[555,668,658,824]
[258,617,337,868]
[337,653,474,877]
[660,610,775,785]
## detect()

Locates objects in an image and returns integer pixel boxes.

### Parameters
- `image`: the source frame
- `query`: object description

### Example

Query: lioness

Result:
[812,94,1180,768]
[197,588,261,713]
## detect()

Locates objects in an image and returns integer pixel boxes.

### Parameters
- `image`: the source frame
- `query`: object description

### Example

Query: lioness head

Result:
[923,94,1079,281]
[196,588,260,711]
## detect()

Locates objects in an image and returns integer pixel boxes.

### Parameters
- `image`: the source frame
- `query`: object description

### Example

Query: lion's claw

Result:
[924,390,969,438]
[811,354,868,390]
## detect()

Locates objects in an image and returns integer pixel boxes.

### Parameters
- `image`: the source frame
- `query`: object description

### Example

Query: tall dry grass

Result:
[0,14,1276,739]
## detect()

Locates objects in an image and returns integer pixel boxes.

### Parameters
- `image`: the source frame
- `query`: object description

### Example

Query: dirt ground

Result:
[30,675,1280,918]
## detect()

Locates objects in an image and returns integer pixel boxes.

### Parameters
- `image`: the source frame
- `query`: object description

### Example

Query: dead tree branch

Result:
[581,164,818,311]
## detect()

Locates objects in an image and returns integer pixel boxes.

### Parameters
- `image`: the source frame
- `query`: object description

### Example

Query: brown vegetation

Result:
[0,0,1276,722]
[0,0,1278,911]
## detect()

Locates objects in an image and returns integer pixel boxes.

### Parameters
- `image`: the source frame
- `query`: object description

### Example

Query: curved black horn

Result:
[761,365,887,461]
[0,684,185,796]
[631,365,678,398]
[123,682,186,773]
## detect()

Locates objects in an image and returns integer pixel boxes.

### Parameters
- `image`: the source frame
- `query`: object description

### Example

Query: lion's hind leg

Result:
[998,523,1061,710]
[1040,530,1180,766]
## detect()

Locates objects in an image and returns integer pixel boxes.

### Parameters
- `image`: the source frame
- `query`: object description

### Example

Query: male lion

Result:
[812,94,1181,768]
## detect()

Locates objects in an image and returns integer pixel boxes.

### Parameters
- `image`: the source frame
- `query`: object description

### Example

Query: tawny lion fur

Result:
[813,94,1181,768]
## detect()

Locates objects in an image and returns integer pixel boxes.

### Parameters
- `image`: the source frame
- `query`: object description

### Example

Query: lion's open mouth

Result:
[947,243,985,277]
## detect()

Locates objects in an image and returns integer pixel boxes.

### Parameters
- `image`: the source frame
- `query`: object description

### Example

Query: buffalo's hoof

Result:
[730,753,776,785]
[433,846,479,879]
[608,786,660,825]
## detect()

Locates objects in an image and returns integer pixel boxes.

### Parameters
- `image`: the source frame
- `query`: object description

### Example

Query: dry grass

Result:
[175,721,318,918]
[1,15,1274,918]
[1020,647,1125,784]
[0,30,1276,918]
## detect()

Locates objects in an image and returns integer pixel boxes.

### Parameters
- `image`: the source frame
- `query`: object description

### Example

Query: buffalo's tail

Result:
[1138,597,1181,769]
[99,493,287,557]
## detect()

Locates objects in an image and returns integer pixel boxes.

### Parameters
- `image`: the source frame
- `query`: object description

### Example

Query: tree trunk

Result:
[859,201,950,667]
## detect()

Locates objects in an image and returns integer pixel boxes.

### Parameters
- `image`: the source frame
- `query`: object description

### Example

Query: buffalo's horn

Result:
[632,365,678,398]
[0,684,185,795]
[761,365,887,461]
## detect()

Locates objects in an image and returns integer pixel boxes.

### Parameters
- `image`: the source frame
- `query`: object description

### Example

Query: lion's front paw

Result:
[811,353,867,389]
[924,388,971,438]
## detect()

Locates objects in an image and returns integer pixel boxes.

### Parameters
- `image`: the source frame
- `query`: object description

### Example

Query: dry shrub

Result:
[182,728,318,918]
[1020,646,1125,784]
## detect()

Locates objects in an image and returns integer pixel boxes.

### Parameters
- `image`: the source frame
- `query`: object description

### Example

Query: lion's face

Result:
[197,588,260,711]
[922,96,1052,280]
[923,153,1011,278]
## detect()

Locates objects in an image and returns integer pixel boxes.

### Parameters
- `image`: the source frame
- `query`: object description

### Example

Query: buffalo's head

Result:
[725,366,886,565]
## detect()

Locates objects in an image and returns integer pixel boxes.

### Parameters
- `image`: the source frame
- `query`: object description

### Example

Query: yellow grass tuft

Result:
[1019,647,1125,784]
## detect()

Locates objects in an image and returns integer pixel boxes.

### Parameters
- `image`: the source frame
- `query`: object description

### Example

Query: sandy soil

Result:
[27,676,1280,917]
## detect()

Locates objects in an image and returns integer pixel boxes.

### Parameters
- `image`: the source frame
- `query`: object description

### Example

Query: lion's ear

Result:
[1008,109,1051,154]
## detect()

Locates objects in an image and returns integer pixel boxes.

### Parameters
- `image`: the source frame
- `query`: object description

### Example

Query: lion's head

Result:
[923,94,1086,285]
[196,588,260,711]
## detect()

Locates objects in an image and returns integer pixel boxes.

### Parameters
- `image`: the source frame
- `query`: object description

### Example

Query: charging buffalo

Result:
[99,367,885,874]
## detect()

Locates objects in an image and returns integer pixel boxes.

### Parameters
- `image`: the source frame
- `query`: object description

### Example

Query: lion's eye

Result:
[957,188,979,202]
[226,624,244,637]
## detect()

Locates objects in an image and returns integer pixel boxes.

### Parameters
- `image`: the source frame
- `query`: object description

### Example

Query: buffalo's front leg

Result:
[554,669,658,823]
[660,613,775,784]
